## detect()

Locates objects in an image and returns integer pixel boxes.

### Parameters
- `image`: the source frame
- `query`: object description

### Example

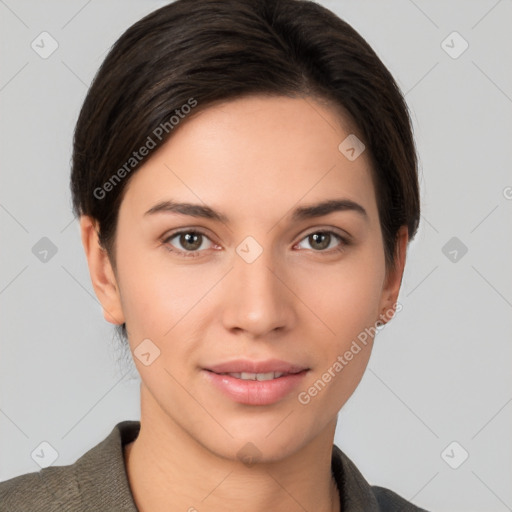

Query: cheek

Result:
[296,251,385,342]
[115,245,221,342]
[292,247,385,402]
[294,262,384,415]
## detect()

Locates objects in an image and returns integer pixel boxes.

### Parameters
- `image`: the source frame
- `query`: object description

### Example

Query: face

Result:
[82,95,406,462]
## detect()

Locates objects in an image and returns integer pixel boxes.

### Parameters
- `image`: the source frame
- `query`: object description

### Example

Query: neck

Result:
[124,387,341,512]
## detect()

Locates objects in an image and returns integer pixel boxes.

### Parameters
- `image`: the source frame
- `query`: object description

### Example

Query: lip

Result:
[205,358,308,375]
[203,359,309,406]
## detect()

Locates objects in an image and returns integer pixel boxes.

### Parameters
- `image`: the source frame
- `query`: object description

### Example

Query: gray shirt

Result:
[0,420,429,511]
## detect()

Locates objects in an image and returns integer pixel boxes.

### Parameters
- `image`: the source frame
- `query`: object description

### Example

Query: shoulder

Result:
[0,463,81,512]
[371,485,430,511]
[0,420,140,512]
[331,444,430,511]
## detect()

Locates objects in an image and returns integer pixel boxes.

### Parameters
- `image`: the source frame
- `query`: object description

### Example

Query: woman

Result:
[0,0,429,510]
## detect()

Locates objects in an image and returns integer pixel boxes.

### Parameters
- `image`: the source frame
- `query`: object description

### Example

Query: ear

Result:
[79,215,125,325]
[378,225,408,325]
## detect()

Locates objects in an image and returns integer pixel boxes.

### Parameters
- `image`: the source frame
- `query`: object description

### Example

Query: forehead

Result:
[119,95,378,226]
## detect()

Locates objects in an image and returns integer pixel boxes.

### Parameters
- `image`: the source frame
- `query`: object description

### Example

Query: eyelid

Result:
[162,224,353,243]
[299,225,352,242]
[162,227,213,242]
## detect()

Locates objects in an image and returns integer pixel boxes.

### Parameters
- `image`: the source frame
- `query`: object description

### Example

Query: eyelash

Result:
[161,228,351,259]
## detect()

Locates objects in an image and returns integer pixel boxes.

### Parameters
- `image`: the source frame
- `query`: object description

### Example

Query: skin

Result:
[80,95,408,512]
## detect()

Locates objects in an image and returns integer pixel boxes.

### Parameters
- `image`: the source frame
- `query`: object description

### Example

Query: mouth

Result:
[208,371,297,381]
[202,359,310,405]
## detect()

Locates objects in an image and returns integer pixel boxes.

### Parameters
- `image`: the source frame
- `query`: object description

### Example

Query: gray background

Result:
[1,1,511,511]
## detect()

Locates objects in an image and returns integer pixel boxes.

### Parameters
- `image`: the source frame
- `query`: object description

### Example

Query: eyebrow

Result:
[144,198,368,223]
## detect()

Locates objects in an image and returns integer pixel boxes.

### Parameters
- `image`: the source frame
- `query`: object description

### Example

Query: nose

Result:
[221,245,296,339]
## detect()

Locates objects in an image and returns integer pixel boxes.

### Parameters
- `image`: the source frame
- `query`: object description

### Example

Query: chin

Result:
[194,413,317,464]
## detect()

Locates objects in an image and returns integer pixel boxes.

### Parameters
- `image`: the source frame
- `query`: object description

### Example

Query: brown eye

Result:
[163,230,214,257]
[179,232,203,251]
[308,232,331,250]
[296,230,349,253]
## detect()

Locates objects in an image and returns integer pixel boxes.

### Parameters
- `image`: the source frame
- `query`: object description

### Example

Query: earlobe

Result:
[378,225,408,326]
[79,215,125,326]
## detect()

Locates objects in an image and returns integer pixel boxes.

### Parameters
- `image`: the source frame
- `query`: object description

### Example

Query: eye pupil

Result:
[181,232,202,250]
[309,232,330,250]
